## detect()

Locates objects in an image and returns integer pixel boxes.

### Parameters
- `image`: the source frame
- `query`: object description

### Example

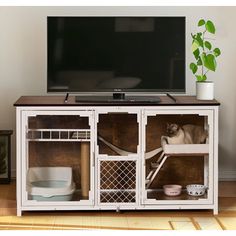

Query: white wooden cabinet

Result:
[15,96,219,216]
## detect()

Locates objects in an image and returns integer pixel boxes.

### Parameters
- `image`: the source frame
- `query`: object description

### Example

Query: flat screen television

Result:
[47,16,185,95]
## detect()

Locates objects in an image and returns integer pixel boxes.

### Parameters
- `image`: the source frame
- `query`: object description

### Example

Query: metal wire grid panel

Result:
[100,191,136,203]
[99,160,136,203]
[27,129,90,141]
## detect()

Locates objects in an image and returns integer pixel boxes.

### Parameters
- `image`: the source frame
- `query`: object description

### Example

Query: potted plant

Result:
[190,19,221,100]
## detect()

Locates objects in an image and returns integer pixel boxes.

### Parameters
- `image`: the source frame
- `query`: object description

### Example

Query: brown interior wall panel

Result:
[146,115,205,188]
[29,142,84,189]
[28,113,205,191]
[28,116,90,129]
[98,113,138,155]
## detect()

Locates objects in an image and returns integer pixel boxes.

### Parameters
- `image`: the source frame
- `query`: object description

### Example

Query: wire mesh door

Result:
[98,159,137,205]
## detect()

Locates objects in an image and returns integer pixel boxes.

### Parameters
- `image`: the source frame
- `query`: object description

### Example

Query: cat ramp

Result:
[145,139,209,189]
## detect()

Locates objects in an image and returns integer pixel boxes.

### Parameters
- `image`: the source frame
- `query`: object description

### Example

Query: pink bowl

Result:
[163,184,182,196]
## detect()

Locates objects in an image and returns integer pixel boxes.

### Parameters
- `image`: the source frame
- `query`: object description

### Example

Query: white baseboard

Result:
[219,170,236,181]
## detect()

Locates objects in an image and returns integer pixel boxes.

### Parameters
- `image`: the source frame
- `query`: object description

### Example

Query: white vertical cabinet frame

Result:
[95,108,141,211]
[142,107,218,214]
[16,108,23,217]
[17,108,95,216]
[16,104,219,215]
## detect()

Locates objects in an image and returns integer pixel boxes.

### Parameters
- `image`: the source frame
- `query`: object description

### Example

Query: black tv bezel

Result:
[47,16,186,94]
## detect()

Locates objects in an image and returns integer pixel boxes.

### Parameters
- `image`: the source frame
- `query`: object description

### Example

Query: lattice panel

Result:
[99,160,136,203]
[100,161,136,189]
[100,191,136,203]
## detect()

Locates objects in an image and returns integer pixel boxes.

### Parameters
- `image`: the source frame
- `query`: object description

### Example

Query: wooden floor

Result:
[0,181,236,230]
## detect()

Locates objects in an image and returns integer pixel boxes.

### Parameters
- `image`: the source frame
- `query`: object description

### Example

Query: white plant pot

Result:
[196,81,214,100]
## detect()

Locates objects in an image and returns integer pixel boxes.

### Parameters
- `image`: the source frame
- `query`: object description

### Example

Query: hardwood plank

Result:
[145,217,172,230]
[170,220,197,230]
[32,215,55,229]
[126,216,156,229]
[194,217,223,230]
[0,181,236,230]
[217,217,236,230]
[219,197,236,211]
[219,181,236,197]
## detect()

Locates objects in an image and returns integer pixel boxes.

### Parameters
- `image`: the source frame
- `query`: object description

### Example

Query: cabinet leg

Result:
[17,208,22,217]
[81,142,90,199]
[213,206,218,215]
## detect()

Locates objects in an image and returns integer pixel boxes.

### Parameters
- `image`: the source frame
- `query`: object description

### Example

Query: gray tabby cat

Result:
[165,123,208,144]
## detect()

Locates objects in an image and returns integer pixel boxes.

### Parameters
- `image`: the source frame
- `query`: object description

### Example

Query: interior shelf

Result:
[162,143,209,155]
[27,129,90,142]
[147,189,208,201]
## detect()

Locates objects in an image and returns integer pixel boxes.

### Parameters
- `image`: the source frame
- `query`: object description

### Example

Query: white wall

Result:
[0,6,235,179]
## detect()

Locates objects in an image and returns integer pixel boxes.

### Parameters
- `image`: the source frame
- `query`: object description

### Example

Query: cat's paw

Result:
[161,135,168,145]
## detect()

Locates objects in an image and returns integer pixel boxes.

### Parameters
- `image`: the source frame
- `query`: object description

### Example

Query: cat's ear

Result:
[176,124,180,130]
[166,122,170,128]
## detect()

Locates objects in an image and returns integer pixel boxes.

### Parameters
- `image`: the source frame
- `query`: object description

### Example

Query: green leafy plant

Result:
[190,19,221,82]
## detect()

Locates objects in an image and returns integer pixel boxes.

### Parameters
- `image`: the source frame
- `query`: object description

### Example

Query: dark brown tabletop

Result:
[14,95,220,107]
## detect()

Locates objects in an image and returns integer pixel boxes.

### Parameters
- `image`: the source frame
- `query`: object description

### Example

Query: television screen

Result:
[47,17,185,93]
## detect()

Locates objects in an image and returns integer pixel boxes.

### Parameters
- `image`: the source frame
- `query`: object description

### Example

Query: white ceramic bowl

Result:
[186,184,206,196]
[163,184,182,196]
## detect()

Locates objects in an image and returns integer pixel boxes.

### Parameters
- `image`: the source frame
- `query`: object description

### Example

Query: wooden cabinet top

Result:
[14,95,220,107]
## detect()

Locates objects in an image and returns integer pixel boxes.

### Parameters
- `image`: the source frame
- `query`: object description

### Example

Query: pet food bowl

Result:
[186,184,207,196]
[163,184,182,196]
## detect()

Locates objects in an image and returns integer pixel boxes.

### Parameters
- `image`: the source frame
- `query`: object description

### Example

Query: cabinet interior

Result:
[27,115,91,201]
